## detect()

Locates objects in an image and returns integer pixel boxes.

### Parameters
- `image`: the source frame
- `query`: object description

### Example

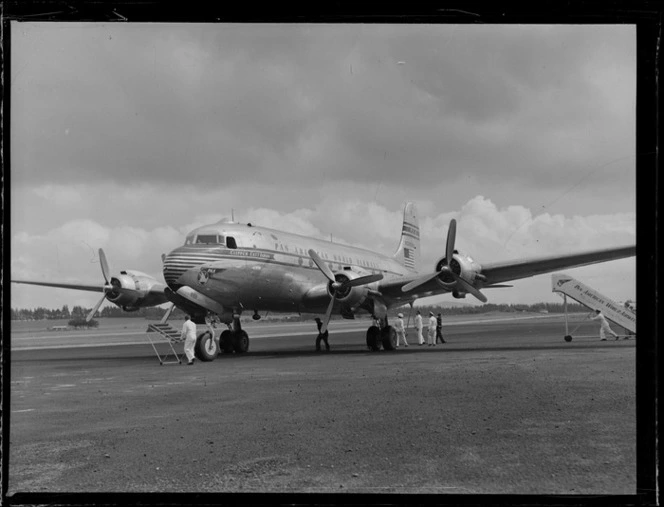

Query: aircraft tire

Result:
[220,330,234,354]
[381,326,397,351]
[195,331,218,361]
[564,335,573,342]
[366,326,382,351]
[233,330,250,354]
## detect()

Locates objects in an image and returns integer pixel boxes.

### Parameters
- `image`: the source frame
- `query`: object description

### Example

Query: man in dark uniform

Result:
[314,317,330,351]
[436,312,446,343]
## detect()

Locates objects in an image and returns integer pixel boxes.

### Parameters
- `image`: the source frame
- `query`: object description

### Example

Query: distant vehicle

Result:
[13,202,635,358]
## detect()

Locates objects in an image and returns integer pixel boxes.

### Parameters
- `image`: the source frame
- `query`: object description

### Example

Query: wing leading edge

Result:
[479,245,636,286]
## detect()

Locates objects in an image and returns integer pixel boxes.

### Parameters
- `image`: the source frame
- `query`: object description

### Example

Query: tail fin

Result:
[393,202,421,273]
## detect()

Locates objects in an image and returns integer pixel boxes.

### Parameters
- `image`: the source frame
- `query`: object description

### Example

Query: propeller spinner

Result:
[401,219,487,303]
[308,249,383,333]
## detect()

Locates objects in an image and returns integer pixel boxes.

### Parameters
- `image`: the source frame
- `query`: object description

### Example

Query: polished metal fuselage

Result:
[163,221,413,315]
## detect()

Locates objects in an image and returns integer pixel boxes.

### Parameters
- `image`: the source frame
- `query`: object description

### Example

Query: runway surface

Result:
[7,313,636,497]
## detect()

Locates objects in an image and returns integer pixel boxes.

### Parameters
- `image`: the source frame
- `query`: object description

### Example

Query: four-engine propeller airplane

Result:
[12,202,636,360]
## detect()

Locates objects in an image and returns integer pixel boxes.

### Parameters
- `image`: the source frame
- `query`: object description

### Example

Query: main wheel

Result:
[366,326,382,351]
[195,331,218,361]
[381,326,397,350]
[233,330,249,354]
[220,330,234,354]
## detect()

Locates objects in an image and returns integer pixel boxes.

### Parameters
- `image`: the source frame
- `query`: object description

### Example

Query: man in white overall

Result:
[395,313,408,348]
[591,309,619,341]
[427,311,437,346]
[180,314,197,364]
[414,310,424,345]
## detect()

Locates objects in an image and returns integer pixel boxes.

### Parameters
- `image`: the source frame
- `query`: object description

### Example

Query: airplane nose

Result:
[163,247,195,286]
[162,246,221,287]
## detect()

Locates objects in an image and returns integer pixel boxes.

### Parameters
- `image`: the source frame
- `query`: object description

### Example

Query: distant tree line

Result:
[11,301,588,321]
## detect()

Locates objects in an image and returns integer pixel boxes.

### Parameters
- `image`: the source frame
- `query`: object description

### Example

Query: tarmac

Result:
[7,313,636,498]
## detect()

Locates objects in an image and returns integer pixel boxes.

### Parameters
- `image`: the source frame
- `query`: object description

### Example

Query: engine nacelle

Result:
[434,251,483,289]
[326,270,372,308]
[106,270,164,309]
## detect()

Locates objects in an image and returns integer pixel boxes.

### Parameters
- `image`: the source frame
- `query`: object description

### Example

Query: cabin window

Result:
[227,236,238,249]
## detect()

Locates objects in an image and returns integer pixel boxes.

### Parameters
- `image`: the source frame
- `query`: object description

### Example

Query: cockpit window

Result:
[195,234,223,245]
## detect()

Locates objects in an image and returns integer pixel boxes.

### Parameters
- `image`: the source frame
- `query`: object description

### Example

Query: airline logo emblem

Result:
[198,268,216,285]
[556,278,572,287]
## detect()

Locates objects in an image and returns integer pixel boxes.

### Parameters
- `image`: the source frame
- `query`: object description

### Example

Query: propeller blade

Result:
[452,273,488,303]
[344,273,383,287]
[402,272,439,292]
[160,303,175,324]
[445,219,456,265]
[99,248,111,284]
[402,219,457,293]
[308,249,335,282]
[319,295,336,334]
[86,293,107,322]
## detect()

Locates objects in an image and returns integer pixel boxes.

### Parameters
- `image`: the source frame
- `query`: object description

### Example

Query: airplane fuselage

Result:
[163,219,414,316]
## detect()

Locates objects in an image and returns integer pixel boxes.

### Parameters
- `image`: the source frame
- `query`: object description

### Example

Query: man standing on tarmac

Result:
[314,317,330,351]
[427,311,437,346]
[180,314,197,365]
[436,312,446,344]
[590,309,620,341]
[395,313,408,348]
[414,310,425,345]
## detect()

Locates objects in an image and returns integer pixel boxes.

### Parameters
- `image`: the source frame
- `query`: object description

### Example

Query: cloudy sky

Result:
[10,22,636,310]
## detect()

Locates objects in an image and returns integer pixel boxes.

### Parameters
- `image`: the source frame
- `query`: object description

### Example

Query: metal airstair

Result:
[146,322,184,365]
[552,273,636,341]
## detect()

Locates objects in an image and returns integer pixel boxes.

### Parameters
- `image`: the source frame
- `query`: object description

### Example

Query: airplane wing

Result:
[12,280,105,293]
[376,244,635,303]
[478,245,636,286]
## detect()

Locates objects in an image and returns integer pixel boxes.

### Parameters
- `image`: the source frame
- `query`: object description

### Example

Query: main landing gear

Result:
[194,313,249,361]
[219,314,250,355]
[365,316,397,352]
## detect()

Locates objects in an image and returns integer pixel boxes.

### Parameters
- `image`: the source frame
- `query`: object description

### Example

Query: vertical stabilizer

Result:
[393,202,420,273]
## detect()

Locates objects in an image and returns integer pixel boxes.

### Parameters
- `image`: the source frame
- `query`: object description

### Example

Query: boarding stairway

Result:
[551,273,636,341]
[146,323,184,365]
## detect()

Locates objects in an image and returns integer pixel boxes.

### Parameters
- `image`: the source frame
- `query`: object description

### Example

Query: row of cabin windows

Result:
[185,235,380,270]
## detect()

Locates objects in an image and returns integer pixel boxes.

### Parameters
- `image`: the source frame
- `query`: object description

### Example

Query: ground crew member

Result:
[395,313,408,348]
[314,317,330,351]
[414,310,424,345]
[427,311,437,346]
[180,314,197,365]
[436,312,446,343]
[590,309,619,341]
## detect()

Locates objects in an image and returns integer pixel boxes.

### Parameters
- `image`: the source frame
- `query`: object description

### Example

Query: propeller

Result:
[308,249,383,333]
[401,219,487,303]
[85,248,115,322]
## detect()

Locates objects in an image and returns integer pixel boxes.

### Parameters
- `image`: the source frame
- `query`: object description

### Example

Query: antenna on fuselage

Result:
[231,209,235,222]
